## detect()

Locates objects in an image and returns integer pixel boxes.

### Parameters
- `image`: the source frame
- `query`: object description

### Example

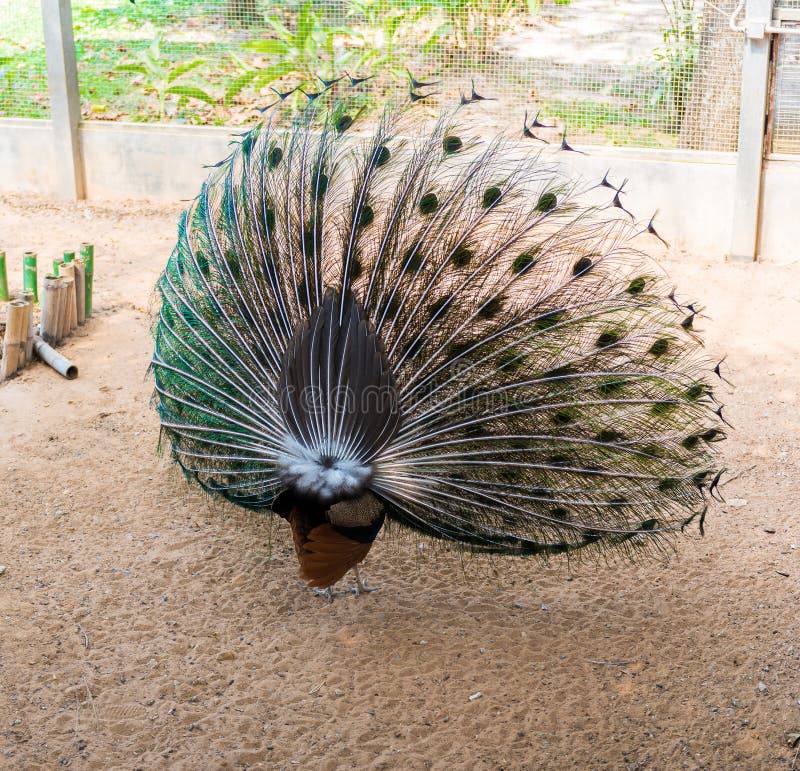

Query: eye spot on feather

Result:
[478,295,504,319]
[573,256,593,275]
[512,251,538,275]
[265,208,275,230]
[402,249,424,274]
[381,296,400,319]
[443,135,463,154]
[552,410,574,426]
[550,507,570,520]
[596,330,620,348]
[313,172,328,198]
[482,186,502,208]
[651,400,676,416]
[548,454,570,467]
[448,339,477,359]
[536,192,558,212]
[657,478,680,492]
[428,296,450,318]
[639,518,658,530]
[375,145,391,166]
[627,277,646,294]
[497,349,526,373]
[347,258,363,281]
[692,470,711,486]
[649,338,669,357]
[196,251,209,277]
[358,205,374,227]
[534,310,564,330]
[596,428,621,443]
[268,146,283,169]
[701,428,724,442]
[682,435,700,450]
[336,115,353,133]
[685,383,705,400]
[419,192,438,215]
[451,246,473,268]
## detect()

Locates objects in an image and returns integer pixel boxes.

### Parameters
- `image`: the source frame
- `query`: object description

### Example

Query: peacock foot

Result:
[311,586,351,603]
[348,565,381,596]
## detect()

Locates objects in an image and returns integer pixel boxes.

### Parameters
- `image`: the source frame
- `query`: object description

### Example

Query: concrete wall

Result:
[1,118,798,260]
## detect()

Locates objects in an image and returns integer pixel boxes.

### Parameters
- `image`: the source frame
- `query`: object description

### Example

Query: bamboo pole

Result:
[40,275,62,345]
[63,250,75,263]
[59,263,78,333]
[20,291,34,364]
[73,259,85,325]
[33,335,77,379]
[80,243,93,318]
[22,252,38,303]
[0,300,28,381]
[52,257,64,277]
[0,252,8,302]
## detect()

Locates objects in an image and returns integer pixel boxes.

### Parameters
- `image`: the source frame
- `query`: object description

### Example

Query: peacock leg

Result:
[353,564,380,594]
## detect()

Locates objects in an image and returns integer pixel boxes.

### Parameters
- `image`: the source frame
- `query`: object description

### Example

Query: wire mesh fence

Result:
[0,0,760,153]
[772,24,800,153]
[0,0,50,119]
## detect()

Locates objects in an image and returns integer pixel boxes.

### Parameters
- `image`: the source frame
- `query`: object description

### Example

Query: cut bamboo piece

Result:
[57,279,71,341]
[40,275,62,345]
[22,251,38,303]
[0,300,28,381]
[0,252,8,302]
[73,259,86,325]
[20,291,34,364]
[52,257,64,277]
[33,335,77,379]
[59,263,78,333]
[63,250,75,263]
[80,243,93,318]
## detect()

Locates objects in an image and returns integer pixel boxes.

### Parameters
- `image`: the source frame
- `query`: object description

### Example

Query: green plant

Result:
[424,0,536,66]
[243,1,363,91]
[654,0,699,125]
[115,34,216,120]
[347,0,426,79]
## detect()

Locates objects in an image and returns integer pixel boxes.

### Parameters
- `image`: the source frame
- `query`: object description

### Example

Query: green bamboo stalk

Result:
[23,251,38,303]
[0,252,8,302]
[80,242,93,318]
[63,250,75,263]
[53,257,64,277]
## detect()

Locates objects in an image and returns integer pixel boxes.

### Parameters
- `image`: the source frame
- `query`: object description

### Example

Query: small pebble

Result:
[216,651,236,662]
[0,566,5,576]
[757,681,767,694]
[468,691,482,701]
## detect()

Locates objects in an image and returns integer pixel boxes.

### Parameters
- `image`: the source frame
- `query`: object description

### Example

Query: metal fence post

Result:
[41,0,85,200]
[729,0,774,262]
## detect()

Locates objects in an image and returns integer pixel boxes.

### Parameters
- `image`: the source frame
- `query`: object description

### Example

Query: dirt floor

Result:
[0,192,798,770]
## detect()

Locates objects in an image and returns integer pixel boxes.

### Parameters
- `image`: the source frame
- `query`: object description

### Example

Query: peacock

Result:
[151,90,726,600]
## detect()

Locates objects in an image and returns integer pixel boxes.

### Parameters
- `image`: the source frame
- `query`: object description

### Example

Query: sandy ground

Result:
[0,191,798,770]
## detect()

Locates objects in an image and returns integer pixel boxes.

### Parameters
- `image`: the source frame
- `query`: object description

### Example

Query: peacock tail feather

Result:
[152,98,725,561]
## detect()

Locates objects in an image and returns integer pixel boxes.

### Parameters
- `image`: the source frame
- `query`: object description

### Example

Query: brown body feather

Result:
[289,513,373,588]
[286,494,385,588]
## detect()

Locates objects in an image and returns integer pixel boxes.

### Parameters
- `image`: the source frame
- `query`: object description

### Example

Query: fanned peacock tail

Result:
[152,96,726,563]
